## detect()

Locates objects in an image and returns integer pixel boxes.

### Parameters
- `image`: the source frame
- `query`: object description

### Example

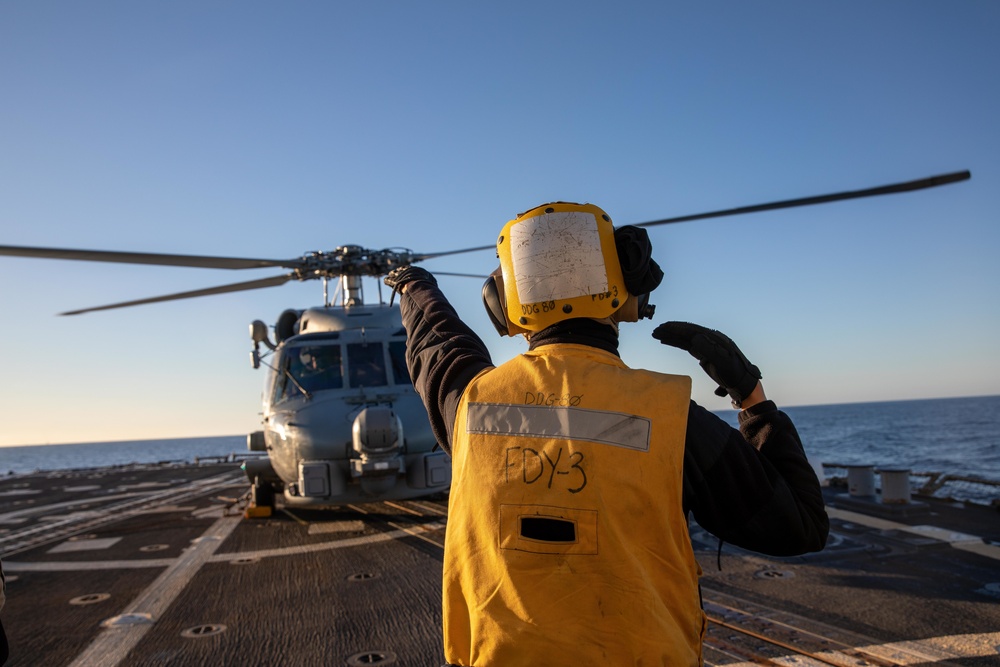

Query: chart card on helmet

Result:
[510,211,608,304]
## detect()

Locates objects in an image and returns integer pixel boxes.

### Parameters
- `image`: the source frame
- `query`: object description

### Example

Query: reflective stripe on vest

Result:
[467,403,652,451]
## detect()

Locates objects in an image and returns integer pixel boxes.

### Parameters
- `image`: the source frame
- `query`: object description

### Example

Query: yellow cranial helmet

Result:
[491,202,628,333]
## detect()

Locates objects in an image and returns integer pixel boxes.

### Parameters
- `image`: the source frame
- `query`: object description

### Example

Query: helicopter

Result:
[0,170,970,514]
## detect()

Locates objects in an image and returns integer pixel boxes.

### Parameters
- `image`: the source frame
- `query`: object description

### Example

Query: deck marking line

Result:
[3,558,175,571]
[386,520,446,549]
[704,587,998,665]
[0,470,243,556]
[826,507,1000,561]
[4,520,448,570]
[308,520,366,535]
[210,520,446,562]
[0,493,142,523]
[280,507,309,525]
[404,500,448,517]
[48,537,122,553]
[67,514,241,667]
[383,500,426,516]
[710,632,1000,666]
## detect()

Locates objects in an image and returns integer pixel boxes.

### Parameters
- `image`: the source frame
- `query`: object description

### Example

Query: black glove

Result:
[652,321,762,407]
[383,265,437,304]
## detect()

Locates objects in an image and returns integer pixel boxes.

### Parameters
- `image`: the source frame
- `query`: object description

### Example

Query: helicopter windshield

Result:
[389,341,412,386]
[274,344,344,401]
[347,343,388,389]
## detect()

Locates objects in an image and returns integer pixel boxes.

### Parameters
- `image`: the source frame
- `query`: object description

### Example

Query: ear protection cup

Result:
[482,267,531,337]
[613,225,663,295]
[482,269,509,337]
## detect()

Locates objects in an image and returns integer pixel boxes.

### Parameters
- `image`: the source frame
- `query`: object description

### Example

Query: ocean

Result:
[0,435,248,476]
[2,395,999,484]
[718,394,1000,481]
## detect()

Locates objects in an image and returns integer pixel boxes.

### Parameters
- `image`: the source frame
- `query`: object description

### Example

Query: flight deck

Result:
[1,461,998,666]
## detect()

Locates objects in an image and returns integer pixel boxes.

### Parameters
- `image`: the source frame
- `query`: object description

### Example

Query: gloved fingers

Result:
[699,362,736,399]
[383,267,400,290]
[670,325,745,370]
[657,320,762,406]
[383,265,437,290]
[688,332,728,364]
[384,266,437,306]
[651,321,707,351]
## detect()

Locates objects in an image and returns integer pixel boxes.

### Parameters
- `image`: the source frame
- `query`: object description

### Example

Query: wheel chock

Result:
[244,505,273,519]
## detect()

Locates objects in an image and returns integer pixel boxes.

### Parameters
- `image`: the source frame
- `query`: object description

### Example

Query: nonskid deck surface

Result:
[1,464,998,667]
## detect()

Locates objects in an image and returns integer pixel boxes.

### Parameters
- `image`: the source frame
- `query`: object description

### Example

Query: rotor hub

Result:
[294,246,415,280]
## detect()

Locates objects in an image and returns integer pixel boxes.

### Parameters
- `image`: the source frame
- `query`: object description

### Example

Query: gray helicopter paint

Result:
[255,303,448,506]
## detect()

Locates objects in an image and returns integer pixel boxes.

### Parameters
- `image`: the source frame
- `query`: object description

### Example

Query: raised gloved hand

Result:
[383,265,437,303]
[652,321,762,408]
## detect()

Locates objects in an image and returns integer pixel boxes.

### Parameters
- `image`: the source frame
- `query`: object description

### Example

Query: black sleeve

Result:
[399,280,494,454]
[682,400,829,556]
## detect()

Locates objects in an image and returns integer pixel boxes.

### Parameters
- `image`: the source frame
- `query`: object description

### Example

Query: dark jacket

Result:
[399,280,829,556]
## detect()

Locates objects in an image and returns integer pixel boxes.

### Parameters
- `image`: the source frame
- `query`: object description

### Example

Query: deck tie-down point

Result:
[346,650,397,665]
[181,624,227,639]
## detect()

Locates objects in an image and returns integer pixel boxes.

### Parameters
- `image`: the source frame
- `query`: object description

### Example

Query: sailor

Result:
[385,202,829,666]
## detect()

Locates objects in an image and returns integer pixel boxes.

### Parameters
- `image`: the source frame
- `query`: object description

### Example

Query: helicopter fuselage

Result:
[245,302,450,506]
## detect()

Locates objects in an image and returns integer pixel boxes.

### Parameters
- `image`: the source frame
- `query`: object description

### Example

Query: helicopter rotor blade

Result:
[6,170,969,316]
[434,271,491,279]
[60,274,296,316]
[410,245,495,262]
[0,244,303,270]
[633,170,971,228]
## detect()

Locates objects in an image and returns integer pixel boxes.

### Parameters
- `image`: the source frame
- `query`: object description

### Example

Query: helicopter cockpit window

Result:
[389,341,412,386]
[347,343,388,389]
[274,345,343,401]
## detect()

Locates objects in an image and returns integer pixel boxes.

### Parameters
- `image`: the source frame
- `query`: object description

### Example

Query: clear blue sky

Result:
[1,2,997,447]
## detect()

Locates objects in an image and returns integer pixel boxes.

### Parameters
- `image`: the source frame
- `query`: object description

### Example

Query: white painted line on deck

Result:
[307,520,366,535]
[826,507,1000,561]
[66,514,241,667]
[48,537,122,553]
[210,520,447,562]
[387,520,445,549]
[134,504,198,514]
[4,558,174,571]
[710,631,1000,666]
[3,519,446,571]
[0,493,155,523]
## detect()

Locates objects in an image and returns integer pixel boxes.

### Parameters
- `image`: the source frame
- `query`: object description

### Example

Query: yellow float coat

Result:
[445,344,704,666]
